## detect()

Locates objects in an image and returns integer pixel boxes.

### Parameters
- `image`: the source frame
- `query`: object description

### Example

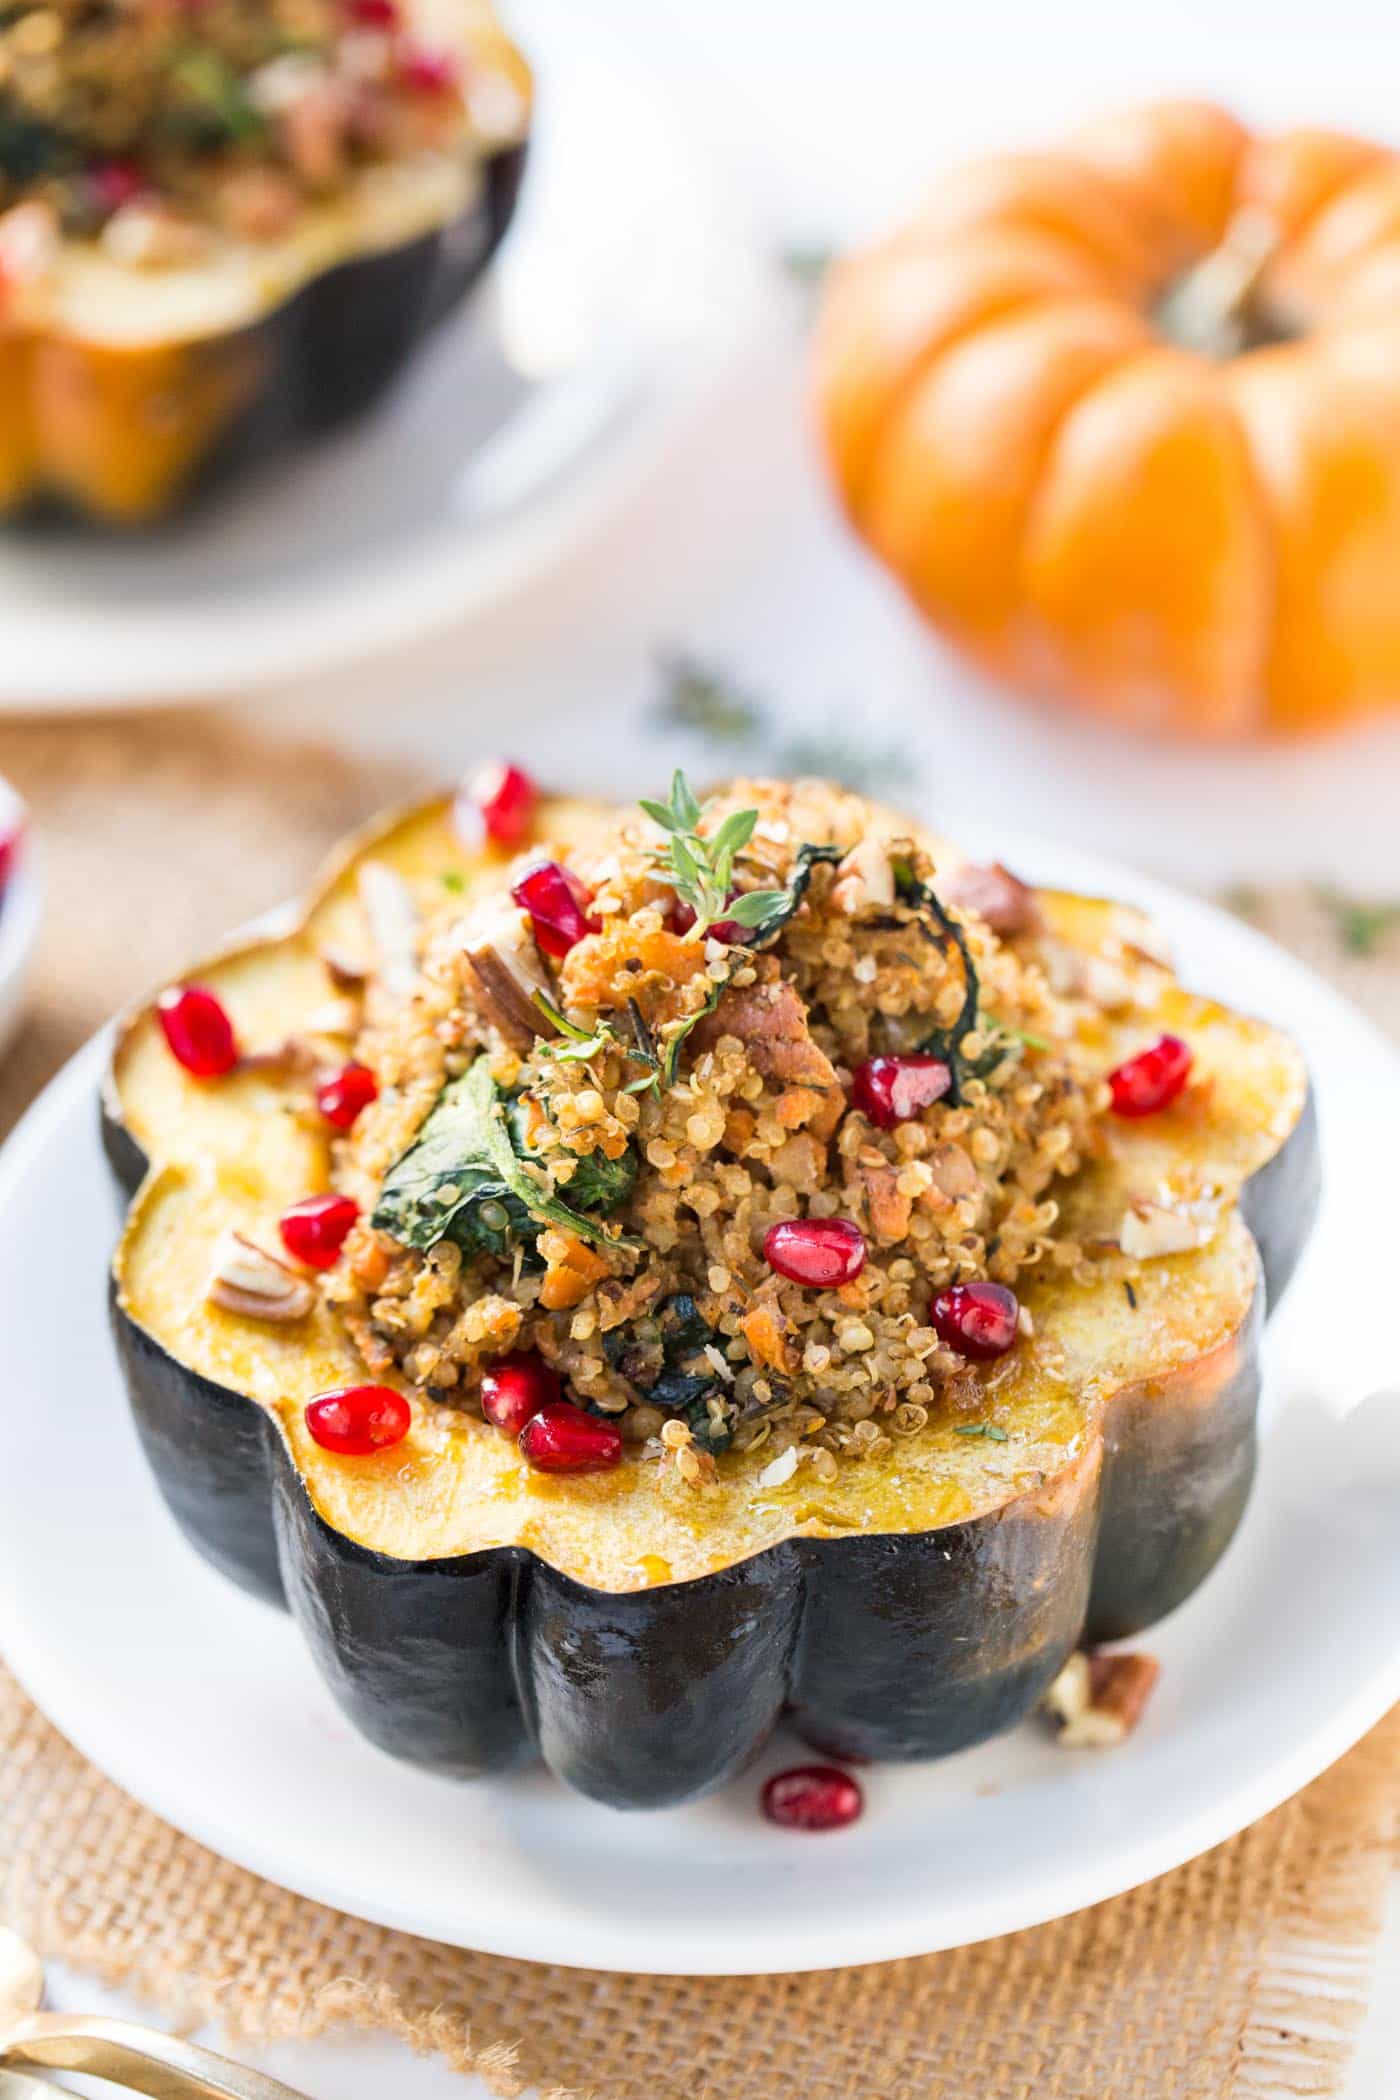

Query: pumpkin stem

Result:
[1154,207,1293,358]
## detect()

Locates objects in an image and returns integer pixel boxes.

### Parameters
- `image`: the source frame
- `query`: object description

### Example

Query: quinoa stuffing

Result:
[318,774,1118,1484]
[0,0,524,263]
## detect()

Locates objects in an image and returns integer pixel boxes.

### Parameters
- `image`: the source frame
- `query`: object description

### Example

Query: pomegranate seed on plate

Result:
[764,1217,866,1288]
[316,1061,378,1129]
[761,1765,863,1831]
[305,1383,410,1455]
[398,42,459,93]
[458,760,537,850]
[851,1053,951,1129]
[481,1352,560,1436]
[279,1193,359,1270]
[1107,1033,1193,1118]
[512,860,599,959]
[930,1280,1019,1360]
[156,984,239,1078]
[0,819,24,893]
[518,1401,622,1473]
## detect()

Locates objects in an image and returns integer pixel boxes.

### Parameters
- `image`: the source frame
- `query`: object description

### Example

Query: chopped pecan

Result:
[207,1231,315,1323]
[1043,1649,1160,1747]
[694,959,843,1137]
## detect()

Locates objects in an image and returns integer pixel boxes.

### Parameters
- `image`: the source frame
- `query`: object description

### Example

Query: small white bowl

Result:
[0,781,41,1059]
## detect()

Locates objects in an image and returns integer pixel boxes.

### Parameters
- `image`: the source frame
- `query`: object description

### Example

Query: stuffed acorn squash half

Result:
[105,773,1318,1808]
[0,0,529,523]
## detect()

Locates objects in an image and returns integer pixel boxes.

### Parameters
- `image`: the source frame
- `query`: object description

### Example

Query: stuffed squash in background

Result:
[0,0,529,522]
[105,774,1317,1807]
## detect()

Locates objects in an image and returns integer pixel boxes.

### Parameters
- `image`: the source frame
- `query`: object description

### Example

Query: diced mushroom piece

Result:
[831,834,896,914]
[1043,1650,1160,1747]
[358,860,421,1000]
[207,1231,315,1323]
[945,861,1041,937]
[1118,1201,1206,1260]
[459,893,555,1052]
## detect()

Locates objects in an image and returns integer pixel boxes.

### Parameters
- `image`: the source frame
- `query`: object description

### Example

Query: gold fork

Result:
[0,1928,310,2098]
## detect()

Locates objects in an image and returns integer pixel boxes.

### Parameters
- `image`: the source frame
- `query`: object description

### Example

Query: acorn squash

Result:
[0,0,529,524]
[103,792,1318,1807]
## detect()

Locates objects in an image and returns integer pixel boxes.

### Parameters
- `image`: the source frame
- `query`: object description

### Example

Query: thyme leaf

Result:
[641,769,786,941]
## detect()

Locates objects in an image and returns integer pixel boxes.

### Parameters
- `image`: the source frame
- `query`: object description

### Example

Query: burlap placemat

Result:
[0,710,1396,2100]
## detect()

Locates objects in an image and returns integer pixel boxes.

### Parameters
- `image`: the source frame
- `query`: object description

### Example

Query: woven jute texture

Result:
[0,710,1396,2100]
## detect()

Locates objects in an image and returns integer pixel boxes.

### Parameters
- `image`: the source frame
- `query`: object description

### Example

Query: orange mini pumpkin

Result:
[815,101,1400,739]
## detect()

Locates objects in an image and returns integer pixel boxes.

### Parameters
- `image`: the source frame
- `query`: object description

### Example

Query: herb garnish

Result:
[641,770,788,942]
[954,1421,1009,1442]
[1312,883,1400,958]
[1123,1280,1138,1310]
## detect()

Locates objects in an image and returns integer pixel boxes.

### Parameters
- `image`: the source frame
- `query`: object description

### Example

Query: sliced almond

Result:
[831,834,895,914]
[207,1231,315,1323]
[756,1444,799,1490]
[321,945,369,992]
[1118,1200,1208,1260]
[358,860,420,1000]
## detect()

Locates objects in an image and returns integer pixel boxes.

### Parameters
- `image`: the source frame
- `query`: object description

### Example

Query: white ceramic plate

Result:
[0,0,770,709]
[0,826,1398,1976]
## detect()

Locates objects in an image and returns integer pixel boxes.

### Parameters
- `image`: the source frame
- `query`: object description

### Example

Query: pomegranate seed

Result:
[512,860,599,959]
[0,820,24,893]
[1107,1033,1193,1118]
[481,1352,560,1436]
[398,42,459,93]
[852,1053,951,1129]
[458,759,537,850]
[305,1383,410,1456]
[347,0,398,21]
[316,1062,378,1129]
[157,984,239,1078]
[279,1193,359,1270]
[930,1280,1020,1360]
[87,157,144,217]
[518,1401,622,1473]
[761,1765,863,1832]
[764,1217,866,1288]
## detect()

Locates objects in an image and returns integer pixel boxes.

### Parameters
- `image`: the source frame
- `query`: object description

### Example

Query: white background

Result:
[39,0,1400,2091]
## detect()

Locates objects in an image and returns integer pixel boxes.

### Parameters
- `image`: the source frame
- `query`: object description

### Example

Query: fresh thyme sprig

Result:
[640,770,788,941]
[1312,882,1400,958]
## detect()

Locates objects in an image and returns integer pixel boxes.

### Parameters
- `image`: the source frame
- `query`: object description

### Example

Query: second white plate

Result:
[0,0,771,708]
[0,828,1397,1974]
